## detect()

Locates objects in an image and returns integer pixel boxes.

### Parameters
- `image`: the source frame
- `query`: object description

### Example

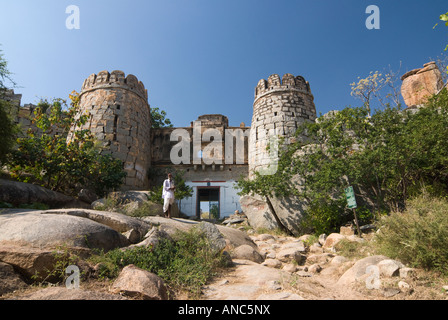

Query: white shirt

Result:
[162,179,175,199]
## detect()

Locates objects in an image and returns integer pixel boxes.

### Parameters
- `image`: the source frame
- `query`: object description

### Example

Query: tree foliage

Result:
[148,170,193,205]
[0,99,19,165]
[237,90,448,234]
[434,12,448,51]
[7,92,126,197]
[0,49,19,165]
[151,107,173,128]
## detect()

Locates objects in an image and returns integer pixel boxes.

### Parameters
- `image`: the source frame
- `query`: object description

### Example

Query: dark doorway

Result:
[197,188,220,219]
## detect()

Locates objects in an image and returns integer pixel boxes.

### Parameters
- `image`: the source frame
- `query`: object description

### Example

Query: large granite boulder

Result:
[239,195,279,231]
[0,211,130,251]
[239,195,307,236]
[142,216,257,250]
[401,61,446,108]
[0,179,89,209]
[110,264,168,300]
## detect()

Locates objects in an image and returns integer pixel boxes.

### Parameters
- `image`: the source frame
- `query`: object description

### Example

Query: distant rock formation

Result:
[401,61,446,108]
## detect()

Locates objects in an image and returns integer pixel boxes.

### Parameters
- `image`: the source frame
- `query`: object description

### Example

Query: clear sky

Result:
[0,0,447,127]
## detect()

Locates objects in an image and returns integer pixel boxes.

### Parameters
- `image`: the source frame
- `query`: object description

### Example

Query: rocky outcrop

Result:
[15,286,128,300]
[401,61,446,108]
[0,207,258,297]
[0,244,64,281]
[92,191,165,217]
[239,195,280,231]
[141,216,257,250]
[44,208,151,240]
[0,179,89,209]
[0,261,27,295]
[0,211,130,251]
[239,194,307,237]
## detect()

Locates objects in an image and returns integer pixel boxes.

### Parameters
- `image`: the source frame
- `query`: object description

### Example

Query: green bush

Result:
[374,194,448,274]
[90,228,229,297]
[7,95,126,197]
[300,197,349,235]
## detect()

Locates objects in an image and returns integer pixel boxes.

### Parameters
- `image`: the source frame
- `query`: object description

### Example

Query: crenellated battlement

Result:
[254,73,312,101]
[81,70,148,101]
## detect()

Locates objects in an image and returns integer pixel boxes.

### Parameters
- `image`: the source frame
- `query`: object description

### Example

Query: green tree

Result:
[7,92,126,197]
[151,107,173,128]
[0,49,19,165]
[434,12,448,51]
[0,99,19,165]
[148,170,193,209]
[0,47,16,90]
[237,90,448,234]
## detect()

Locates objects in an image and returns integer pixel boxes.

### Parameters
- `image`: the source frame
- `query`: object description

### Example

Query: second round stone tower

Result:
[249,73,317,176]
[74,70,151,190]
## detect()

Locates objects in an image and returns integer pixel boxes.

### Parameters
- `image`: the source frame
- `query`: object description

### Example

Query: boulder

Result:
[194,221,227,253]
[276,248,305,264]
[0,244,68,280]
[318,234,327,246]
[0,179,89,209]
[0,261,27,295]
[337,255,388,287]
[142,216,257,250]
[257,234,276,242]
[323,233,346,249]
[0,211,130,251]
[306,253,334,265]
[262,259,283,269]
[401,61,446,107]
[377,259,403,277]
[110,264,168,300]
[331,255,349,265]
[128,227,172,249]
[340,226,354,236]
[43,208,151,242]
[77,189,98,204]
[280,241,307,253]
[239,195,279,231]
[16,286,127,300]
[239,194,308,236]
[232,245,264,263]
[268,195,307,237]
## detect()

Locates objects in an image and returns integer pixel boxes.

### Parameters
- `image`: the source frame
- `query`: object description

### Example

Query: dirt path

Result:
[202,232,447,300]
[202,258,367,300]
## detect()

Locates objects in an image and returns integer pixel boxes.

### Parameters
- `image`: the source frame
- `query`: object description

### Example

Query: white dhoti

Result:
[163,196,174,213]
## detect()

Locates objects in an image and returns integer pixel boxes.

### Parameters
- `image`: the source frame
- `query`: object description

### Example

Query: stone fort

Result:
[69,70,317,219]
[8,61,445,219]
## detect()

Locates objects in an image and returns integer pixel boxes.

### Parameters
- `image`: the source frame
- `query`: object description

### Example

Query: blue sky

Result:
[0,0,447,127]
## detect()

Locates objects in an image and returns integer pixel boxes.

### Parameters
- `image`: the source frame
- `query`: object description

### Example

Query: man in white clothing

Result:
[162,173,175,218]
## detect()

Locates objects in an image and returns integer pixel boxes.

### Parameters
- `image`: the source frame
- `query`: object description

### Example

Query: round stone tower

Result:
[248,73,316,177]
[73,70,152,190]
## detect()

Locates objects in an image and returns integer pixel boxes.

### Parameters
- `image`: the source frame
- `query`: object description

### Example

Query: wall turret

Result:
[249,73,316,177]
[72,70,151,190]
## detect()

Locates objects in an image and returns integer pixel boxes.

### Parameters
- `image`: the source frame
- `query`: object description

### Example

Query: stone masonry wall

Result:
[249,73,316,177]
[72,70,151,190]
